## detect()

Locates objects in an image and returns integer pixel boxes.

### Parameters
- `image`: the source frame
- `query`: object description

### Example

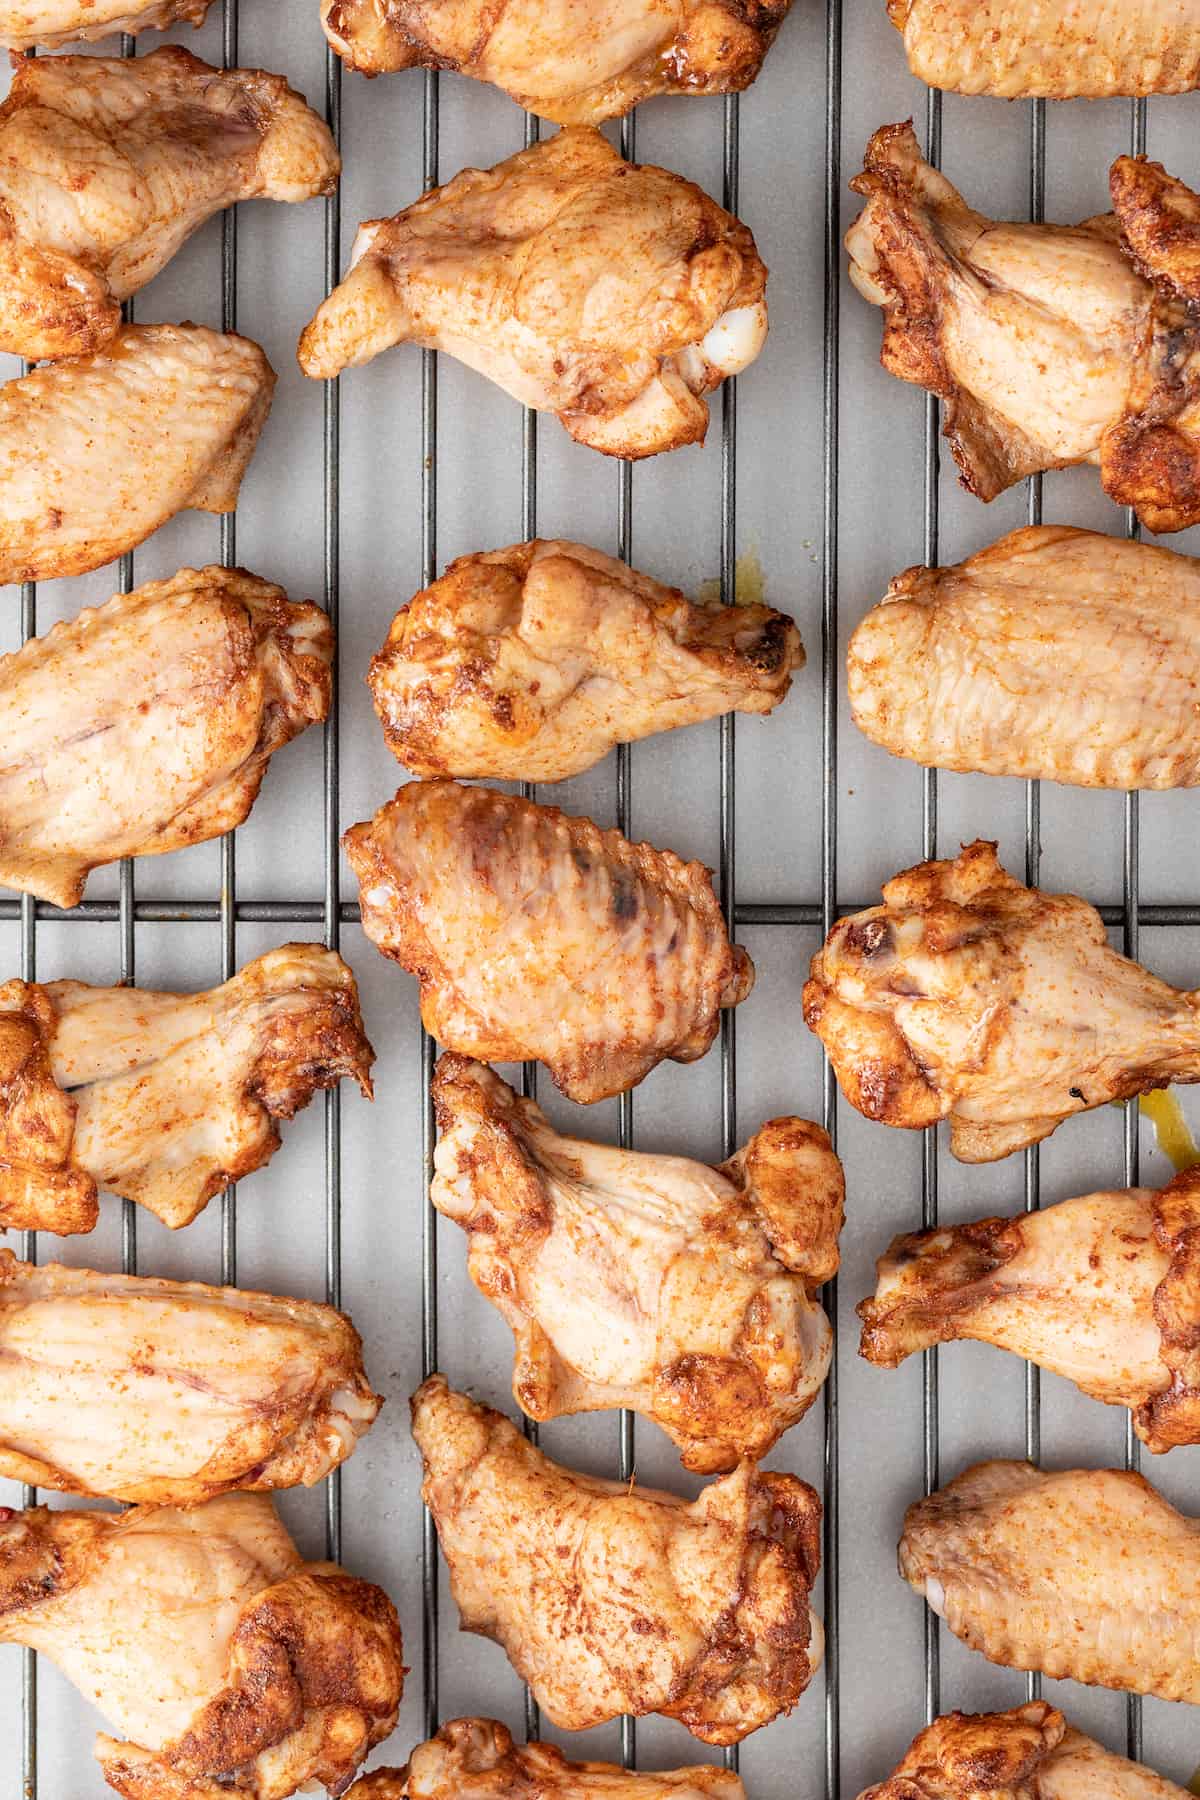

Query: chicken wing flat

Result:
[369,538,802,782]
[0,566,330,909]
[0,1491,404,1798]
[432,1055,842,1472]
[321,0,792,122]
[0,0,208,50]
[899,1460,1200,1702]
[298,127,766,460]
[344,781,753,1104]
[849,526,1200,789]
[411,1375,822,1744]
[803,839,1200,1163]
[0,944,373,1235]
[0,322,274,585]
[0,1248,380,1501]
[0,48,338,361]
[847,126,1200,533]
[858,1700,1190,1800]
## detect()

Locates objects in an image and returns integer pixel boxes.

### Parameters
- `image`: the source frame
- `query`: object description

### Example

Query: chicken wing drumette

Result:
[411,1375,823,1745]
[344,781,753,1104]
[803,839,1200,1162]
[369,538,802,782]
[0,0,209,50]
[321,0,792,122]
[432,1055,842,1471]
[0,944,373,1236]
[0,1492,404,1798]
[0,48,338,361]
[299,127,766,460]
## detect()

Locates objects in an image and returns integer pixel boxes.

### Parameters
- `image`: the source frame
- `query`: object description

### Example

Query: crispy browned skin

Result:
[345,781,753,1104]
[369,538,802,782]
[846,124,1200,534]
[804,840,1200,1163]
[0,566,331,908]
[431,1054,842,1471]
[321,0,792,122]
[0,0,209,49]
[899,1461,1200,1702]
[857,1700,1190,1800]
[298,128,767,460]
[411,1375,822,1744]
[0,944,373,1235]
[0,1492,404,1799]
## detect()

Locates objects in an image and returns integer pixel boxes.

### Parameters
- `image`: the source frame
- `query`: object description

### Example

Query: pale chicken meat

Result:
[0,48,339,360]
[320,0,793,122]
[0,0,209,50]
[858,1167,1200,1452]
[0,1492,404,1798]
[0,566,331,909]
[0,1248,380,1502]
[858,1701,1191,1800]
[899,1460,1200,1702]
[847,126,1200,533]
[411,1375,823,1745]
[803,840,1200,1163]
[0,322,275,585]
[849,525,1200,789]
[344,781,753,1104]
[0,944,373,1236]
[431,1055,842,1472]
[370,538,802,782]
[298,127,767,460]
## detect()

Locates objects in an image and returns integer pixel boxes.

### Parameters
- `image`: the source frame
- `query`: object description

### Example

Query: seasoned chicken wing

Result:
[0,322,274,586]
[0,0,209,50]
[0,944,373,1236]
[859,1167,1200,1451]
[0,1248,380,1501]
[0,48,338,361]
[0,1492,404,1799]
[858,1701,1190,1800]
[0,566,330,909]
[298,127,767,460]
[344,781,753,1105]
[803,839,1200,1163]
[411,1375,822,1744]
[370,538,802,782]
[847,125,1200,533]
[849,526,1200,789]
[899,1461,1200,1702]
[321,0,792,122]
[432,1055,842,1472]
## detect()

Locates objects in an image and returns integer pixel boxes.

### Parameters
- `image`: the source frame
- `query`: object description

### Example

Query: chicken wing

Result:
[0,322,274,585]
[298,127,767,460]
[0,566,330,909]
[411,1375,822,1744]
[849,525,1200,789]
[320,0,792,122]
[0,0,209,50]
[0,1491,404,1798]
[0,1248,379,1501]
[803,839,1200,1163]
[0,943,373,1236]
[858,1701,1190,1800]
[431,1055,841,1471]
[847,125,1200,533]
[898,1460,1200,1702]
[369,538,802,782]
[344,781,753,1104]
[0,48,338,361]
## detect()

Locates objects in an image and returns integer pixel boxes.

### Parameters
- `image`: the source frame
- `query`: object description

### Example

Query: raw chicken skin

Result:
[0,1247,380,1501]
[0,0,209,50]
[431,1055,842,1471]
[344,780,754,1104]
[411,1375,823,1745]
[0,565,331,908]
[369,538,802,782]
[298,127,767,460]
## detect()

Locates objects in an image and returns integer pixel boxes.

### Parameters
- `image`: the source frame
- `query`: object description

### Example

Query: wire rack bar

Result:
[220,0,239,1295]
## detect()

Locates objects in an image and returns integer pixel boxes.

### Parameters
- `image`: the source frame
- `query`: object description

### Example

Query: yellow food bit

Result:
[1140,1088,1200,1174]
[1186,1764,1200,1796]
[698,549,765,608]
